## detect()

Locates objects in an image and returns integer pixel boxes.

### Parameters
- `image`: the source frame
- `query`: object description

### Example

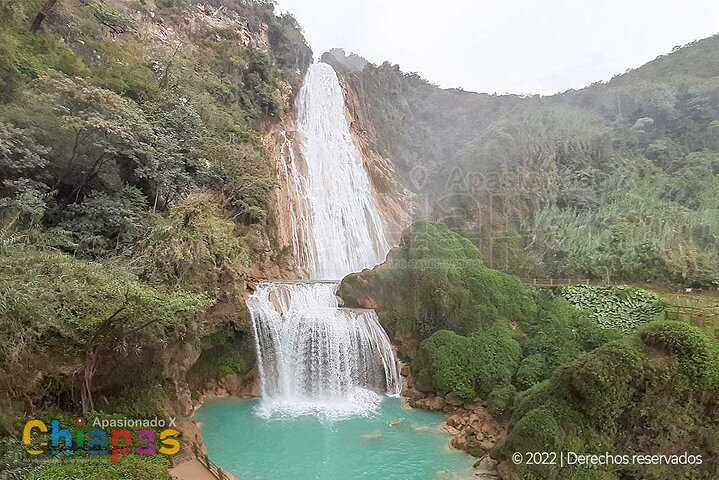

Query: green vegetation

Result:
[499,322,719,479]
[28,456,171,480]
[0,245,211,427]
[558,285,667,331]
[330,36,719,286]
[416,326,521,400]
[0,1,310,477]
[340,222,620,401]
[188,330,256,387]
[341,222,719,478]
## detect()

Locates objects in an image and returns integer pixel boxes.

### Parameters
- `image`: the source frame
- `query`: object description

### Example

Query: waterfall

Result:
[293,62,390,280]
[248,63,400,419]
[249,283,401,418]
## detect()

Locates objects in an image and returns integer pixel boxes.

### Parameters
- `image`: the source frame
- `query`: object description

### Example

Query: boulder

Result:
[403,387,424,402]
[444,393,465,406]
[446,414,463,428]
[473,455,499,472]
[450,434,468,450]
[428,395,445,411]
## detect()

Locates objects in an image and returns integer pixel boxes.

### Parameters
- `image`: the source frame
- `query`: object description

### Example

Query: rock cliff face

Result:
[338,72,414,245]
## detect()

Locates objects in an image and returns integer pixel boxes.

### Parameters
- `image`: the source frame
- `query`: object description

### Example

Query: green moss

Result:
[416,323,522,399]
[340,221,538,339]
[499,322,719,479]
[639,321,719,390]
[560,339,645,427]
[188,330,255,387]
[488,384,517,416]
[516,354,548,390]
[506,407,561,453]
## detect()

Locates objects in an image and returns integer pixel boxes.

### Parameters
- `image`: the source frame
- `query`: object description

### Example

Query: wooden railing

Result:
[666,305,719,327]
[193,443,231,480]
[520,278,613,288]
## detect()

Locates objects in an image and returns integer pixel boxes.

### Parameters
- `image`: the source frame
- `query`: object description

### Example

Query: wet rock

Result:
[403,387,424,402]
[474,455,498,471]
[450,435,468,450]
[359,430,383,441]
[411,398,428,409]
[443,425,460,435]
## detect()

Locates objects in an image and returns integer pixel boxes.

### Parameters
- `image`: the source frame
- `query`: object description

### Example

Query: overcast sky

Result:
[274,0,719,95]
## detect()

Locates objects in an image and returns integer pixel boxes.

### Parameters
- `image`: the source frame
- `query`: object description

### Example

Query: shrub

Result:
[559,339,645,427]
[133,190,249,291]
[488,384,517,416]
[29,455,170,480]
[416,323,522,399]
[639,321,719,390]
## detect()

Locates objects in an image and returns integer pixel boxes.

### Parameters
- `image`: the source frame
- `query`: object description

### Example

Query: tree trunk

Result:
[31,0,60,32]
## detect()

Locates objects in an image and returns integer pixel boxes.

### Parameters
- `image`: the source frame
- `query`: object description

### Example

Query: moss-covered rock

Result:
[415,325,522,399]
[341,221,617,399]
[497,321,719,479]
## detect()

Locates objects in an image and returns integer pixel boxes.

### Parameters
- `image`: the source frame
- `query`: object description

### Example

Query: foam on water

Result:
[249,282,401,420]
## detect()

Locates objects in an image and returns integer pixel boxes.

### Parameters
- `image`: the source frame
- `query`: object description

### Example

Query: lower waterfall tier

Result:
[248,282,402,419]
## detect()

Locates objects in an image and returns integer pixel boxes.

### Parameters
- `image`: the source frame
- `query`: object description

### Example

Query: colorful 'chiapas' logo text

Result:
[23,416,181,464]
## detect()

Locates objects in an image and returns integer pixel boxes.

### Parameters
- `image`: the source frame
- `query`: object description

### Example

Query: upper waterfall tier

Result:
[293,62,390,280]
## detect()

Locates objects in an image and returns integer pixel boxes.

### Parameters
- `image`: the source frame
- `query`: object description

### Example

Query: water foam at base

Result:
[248,282,401,420]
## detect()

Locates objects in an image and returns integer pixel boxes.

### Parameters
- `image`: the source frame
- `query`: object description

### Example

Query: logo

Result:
[22,416,181,464]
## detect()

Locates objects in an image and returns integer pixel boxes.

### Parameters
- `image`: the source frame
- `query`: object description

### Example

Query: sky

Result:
[274,0,719,95]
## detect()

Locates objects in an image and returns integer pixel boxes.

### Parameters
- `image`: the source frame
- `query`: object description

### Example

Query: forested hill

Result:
[0,1,310,476]
[325,37,719,286]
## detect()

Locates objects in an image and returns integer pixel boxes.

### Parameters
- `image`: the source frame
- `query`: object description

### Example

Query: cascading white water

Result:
[248,63,400,419]
[249,283,401,418]
[293,62,390,280]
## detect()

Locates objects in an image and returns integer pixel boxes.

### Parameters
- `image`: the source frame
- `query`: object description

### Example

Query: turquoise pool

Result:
[195,397,475,480]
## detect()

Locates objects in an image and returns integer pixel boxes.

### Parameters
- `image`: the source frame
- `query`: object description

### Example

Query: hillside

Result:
[326,37,719,286]
[0,0,310,477]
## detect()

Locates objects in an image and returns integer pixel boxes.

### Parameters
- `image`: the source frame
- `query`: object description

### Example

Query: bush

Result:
[133,190,249,291]
[559,339,645,427]
[639,321,719,390]
[416,324,522,399]
[488,384,517,416]
[29,455,170,480]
